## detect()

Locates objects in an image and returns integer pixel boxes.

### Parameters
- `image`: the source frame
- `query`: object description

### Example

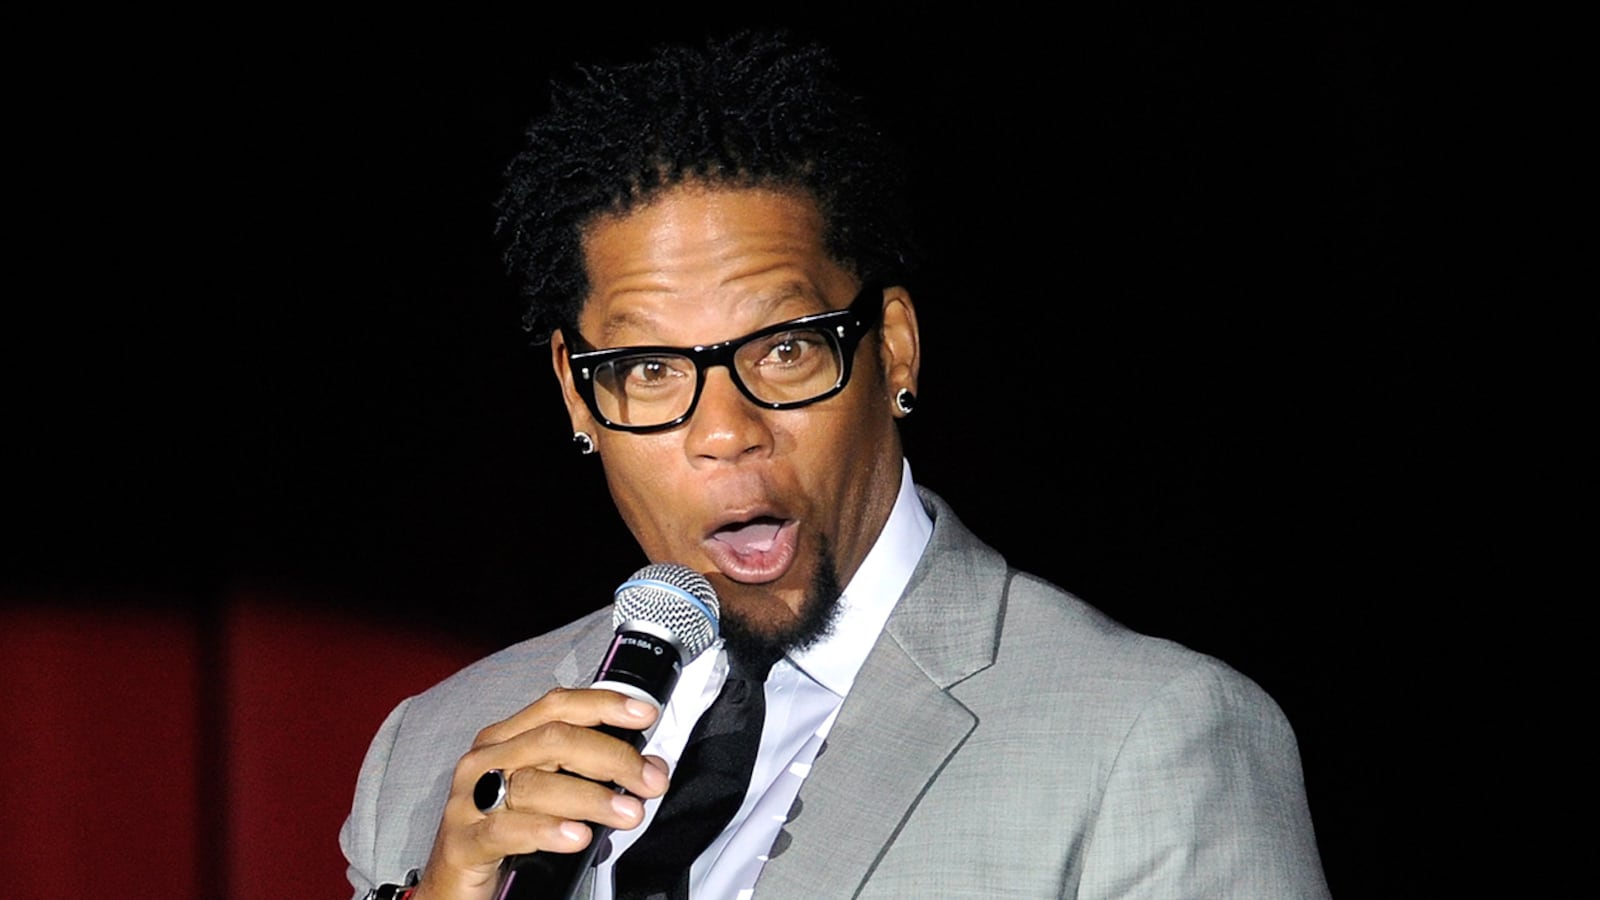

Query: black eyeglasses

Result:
[565,284,883,433]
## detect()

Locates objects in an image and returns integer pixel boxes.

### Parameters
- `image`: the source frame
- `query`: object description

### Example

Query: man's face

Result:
[552,186,919,643]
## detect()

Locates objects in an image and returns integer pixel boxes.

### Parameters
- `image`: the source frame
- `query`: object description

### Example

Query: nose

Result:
[683,365,772,464]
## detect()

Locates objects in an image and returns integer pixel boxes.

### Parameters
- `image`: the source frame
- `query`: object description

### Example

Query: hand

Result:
[409,687,671,900]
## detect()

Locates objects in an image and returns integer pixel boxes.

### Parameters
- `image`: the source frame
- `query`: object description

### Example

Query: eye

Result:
[628,358,667,381]
[757,331,824,367]
[615,355,692,390]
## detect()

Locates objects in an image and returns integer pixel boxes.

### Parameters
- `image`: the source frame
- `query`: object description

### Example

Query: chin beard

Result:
[719,536,843,666]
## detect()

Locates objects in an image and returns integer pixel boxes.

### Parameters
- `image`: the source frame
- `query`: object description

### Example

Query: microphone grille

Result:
[613,562,721,661]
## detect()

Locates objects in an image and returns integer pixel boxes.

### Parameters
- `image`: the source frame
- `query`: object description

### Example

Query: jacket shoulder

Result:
[401,608,613,728]
[341,608,613,894]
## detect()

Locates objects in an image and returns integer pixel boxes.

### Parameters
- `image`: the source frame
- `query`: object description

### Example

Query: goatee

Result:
[719,536,843,666]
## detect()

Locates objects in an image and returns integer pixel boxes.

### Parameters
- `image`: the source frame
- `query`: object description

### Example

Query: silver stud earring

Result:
[894,388,917,416]
[573,431,596,455]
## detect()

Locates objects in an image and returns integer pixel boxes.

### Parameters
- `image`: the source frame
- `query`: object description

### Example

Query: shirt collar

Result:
[786,459,932,697]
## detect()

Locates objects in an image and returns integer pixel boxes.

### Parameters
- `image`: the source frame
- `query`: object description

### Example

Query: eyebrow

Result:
[589,306,661,346]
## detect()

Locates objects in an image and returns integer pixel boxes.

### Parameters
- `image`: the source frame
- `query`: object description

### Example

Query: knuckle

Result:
[529,719,579,751]
[453,748,497,795]
[480,809,517,844]
[457,745,492,775]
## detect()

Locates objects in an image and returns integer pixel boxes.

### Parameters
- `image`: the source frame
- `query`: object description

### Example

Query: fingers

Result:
[412,687,670,899]
[475,686,657,746]
[502,764,658,831]
[466,745,663,825]
[466,690,668,801]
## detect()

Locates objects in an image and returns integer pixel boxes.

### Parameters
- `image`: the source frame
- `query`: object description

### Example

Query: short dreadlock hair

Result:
[495,30,920,342]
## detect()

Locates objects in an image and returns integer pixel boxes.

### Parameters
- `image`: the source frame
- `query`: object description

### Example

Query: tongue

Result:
[715,520,782,556]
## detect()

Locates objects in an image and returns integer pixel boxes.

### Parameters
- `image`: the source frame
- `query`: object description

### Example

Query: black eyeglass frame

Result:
[565,283,885,434]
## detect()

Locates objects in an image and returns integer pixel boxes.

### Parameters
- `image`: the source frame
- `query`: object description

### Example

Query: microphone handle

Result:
[495,721,642,900]
[495,629,683,900]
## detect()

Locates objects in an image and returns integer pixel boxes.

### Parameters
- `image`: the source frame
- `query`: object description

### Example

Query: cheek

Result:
[601,444,687,542]
[788,408,879,498]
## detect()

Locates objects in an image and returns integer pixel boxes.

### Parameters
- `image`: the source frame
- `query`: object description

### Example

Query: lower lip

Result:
[701,520,800,584]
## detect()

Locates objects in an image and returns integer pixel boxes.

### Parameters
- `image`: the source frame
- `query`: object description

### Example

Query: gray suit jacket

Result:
[343,489,1330,898]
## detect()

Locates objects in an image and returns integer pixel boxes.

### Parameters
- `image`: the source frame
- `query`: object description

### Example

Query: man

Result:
[342,31,1330,899]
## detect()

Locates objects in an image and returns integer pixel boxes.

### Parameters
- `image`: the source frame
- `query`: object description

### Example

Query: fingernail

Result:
[612,794,643,821]
[623,699,654,719]
[641,759,668,791]
[559,821,586,843]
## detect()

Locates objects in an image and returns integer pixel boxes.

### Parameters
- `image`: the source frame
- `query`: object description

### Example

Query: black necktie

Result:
[613,646,775,900]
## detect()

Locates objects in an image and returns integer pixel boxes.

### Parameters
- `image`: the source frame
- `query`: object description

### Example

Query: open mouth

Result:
[714,516,784,554]
[704,515,799,583]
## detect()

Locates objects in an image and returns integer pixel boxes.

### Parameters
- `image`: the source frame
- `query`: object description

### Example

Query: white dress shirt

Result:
[592,460,932,899]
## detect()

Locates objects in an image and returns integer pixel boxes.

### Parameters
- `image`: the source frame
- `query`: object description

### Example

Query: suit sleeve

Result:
[341,697,414,900]
[1076,662,1331,899]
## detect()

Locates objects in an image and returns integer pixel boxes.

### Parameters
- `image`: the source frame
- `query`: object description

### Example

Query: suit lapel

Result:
[754,635,974,897]
[755,490,1009,898]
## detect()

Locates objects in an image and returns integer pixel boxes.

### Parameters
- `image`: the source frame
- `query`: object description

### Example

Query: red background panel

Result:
[0,597,493,899]
[222,594,492,897]
[1,603,204,900]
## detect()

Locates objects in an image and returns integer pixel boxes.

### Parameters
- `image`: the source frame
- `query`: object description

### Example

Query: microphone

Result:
[496,562,721,900]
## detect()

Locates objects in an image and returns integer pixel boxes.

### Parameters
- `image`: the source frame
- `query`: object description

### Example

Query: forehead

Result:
[577,186,854,346]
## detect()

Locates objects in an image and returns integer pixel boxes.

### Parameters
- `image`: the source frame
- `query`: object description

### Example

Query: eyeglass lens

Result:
[590,325,846,427]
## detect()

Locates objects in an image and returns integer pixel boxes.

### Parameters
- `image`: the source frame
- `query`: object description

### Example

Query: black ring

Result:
[473,768,508,814]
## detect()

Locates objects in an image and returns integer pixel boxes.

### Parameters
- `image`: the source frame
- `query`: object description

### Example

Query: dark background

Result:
[11,7,1414,896]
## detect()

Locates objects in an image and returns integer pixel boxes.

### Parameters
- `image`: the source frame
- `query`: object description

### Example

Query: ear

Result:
[877,285,921,417]
[551,328,601,439]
